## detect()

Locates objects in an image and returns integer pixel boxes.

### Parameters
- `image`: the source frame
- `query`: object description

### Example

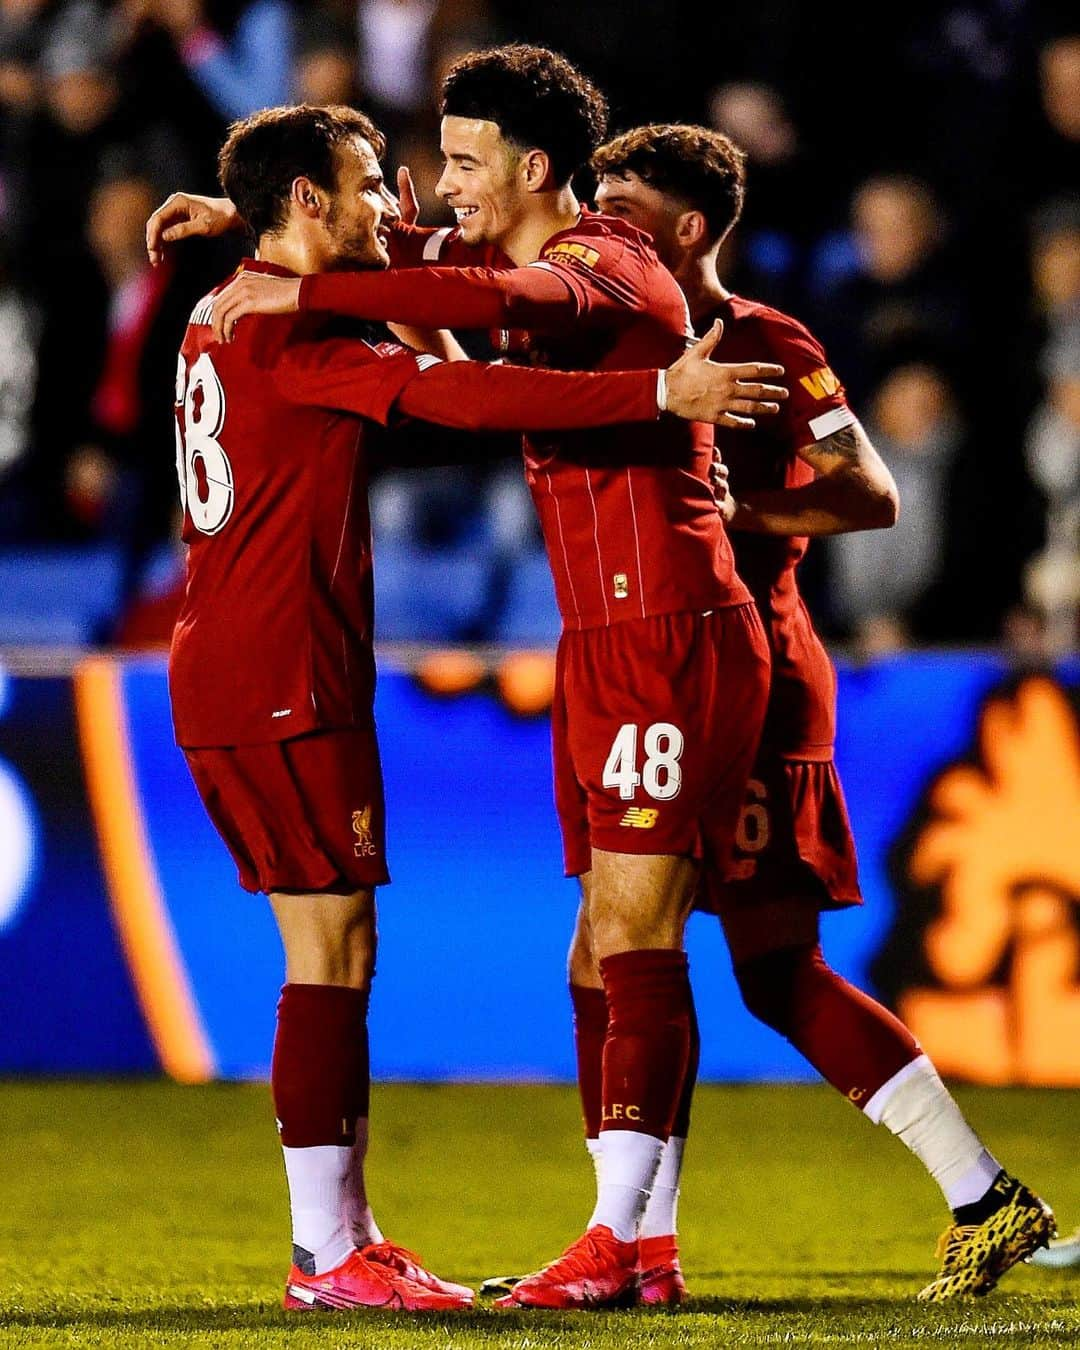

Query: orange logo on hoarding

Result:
[878,678,1080,1085]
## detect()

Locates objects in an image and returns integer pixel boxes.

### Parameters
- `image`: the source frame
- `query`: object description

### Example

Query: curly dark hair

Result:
[592,124,746,242]
[218,104,385,240]
[441,44,608,187]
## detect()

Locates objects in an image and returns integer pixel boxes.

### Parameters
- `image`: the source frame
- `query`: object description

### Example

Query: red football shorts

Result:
[553,604,771,877]
[700,753,862,965]
[183,725,388,895]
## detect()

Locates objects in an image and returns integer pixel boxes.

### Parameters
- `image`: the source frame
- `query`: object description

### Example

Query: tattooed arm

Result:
[722,421,899,536]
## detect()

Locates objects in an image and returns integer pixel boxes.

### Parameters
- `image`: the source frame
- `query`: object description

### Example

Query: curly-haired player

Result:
[578,121,1055,1303]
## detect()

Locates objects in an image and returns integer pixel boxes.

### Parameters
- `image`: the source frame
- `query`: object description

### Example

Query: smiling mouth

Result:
[454,206,479,221]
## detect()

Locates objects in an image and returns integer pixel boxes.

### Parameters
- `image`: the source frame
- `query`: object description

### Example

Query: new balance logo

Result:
[799,366,841,399]
[620,807,659,829]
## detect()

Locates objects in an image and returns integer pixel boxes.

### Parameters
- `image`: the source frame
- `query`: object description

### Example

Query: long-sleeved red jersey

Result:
[300,213,752,631]
[703,295,856,758]
[170,260,675,747]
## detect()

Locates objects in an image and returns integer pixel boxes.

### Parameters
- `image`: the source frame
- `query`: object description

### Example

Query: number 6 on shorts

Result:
[602,722,685,802]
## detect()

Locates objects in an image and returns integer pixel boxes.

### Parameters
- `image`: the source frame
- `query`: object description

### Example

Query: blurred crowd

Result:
[0,0,1076,652]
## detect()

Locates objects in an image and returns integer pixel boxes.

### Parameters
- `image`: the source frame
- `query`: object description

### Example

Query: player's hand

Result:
[396,166,420,225]
[146,192,242,266]
[211,271,301,343]
[664,320,786,428]
[710,451,730,502]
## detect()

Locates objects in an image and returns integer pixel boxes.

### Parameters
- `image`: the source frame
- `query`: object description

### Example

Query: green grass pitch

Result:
[1,1081,1077,1346]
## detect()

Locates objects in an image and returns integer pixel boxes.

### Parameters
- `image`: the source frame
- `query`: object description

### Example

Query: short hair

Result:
[218,104,385,240]
[592,124,747,242]
[441,44,608,187]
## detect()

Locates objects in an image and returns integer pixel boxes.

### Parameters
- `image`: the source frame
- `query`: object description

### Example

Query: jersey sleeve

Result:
[395,361,661,431]
[762,315,855,447]
[299,262,583,332]
[527,229,647,322]
[271,334,661,430]
[272,336,433,425]
[386,222,489,269]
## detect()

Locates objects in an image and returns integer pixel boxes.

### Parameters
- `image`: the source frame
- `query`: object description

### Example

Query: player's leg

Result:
[185,732,471,1312]
[503,853,698,1310]
[485,881,697,1305]
[501,609,767,1311]
[716,758,1053,1298]
[568,878,606,1190]
[270,886,377,1281]
[733,933,1054,1297]
[570,874,698,1304]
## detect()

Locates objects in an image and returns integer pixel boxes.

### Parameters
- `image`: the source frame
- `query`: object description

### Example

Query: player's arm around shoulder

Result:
[723,310,899,537]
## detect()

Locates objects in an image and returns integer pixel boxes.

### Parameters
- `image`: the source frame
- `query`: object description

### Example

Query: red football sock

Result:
[271,983,370,1147]
[672,993,700,1138]
[735,943,919,1106]
[570,982,607,1139]
[599,949,692,1142]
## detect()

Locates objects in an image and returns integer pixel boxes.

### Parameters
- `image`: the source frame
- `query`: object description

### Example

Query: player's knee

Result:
[567,901,600,985]
[589,906,679,959]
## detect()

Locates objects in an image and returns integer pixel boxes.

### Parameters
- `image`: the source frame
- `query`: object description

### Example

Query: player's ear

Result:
[676,209,708,250]
[521,148,554,194]
[292,175,324,219]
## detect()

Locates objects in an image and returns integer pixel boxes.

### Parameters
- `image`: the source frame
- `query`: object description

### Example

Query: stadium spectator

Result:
[294,6,359,107]
[809,176,974,408]
[1023,320,1080,652]
[147,0,294,121]
[830,362,961,651]
[1036,32,1080,200]
[1031,197,1080,323]
[707,81,823,306]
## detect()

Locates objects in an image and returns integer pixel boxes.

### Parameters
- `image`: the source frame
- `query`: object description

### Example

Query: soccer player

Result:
[172,101,787,1315]
[569,122,1052,1302]
[159,48,784,1309]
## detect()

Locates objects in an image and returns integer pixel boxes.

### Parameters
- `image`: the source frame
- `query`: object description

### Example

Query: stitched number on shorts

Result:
[735,778,770,853]
[602,722,685,801]
[174,351,234,535]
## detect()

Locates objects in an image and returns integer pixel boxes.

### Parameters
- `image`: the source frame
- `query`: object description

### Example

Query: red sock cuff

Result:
[570,983,607,1139]
[599,948,690,1016]
[672,993,700,1138]
[600,948,692,1141]
[272,983,370,1148]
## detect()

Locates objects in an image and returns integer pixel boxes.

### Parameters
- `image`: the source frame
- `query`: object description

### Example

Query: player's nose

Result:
[380,186,400,223]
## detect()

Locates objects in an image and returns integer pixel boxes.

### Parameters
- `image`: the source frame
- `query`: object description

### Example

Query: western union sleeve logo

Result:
[799,366,841,399]
[543,241,600,268]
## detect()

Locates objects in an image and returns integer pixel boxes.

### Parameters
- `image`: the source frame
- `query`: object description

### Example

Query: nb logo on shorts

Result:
[352,806,377,858]
[620,807,659,829]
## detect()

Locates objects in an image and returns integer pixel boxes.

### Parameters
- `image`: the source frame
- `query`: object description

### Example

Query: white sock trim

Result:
[282,1144,355,1274]
[870,1056,1002,1211]
[588,1130,663,1243]
[863,1053,931,1124]
[640,1135,685,1239]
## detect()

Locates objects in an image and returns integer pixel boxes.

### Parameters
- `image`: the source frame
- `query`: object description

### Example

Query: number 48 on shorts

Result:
[602,722,685,801]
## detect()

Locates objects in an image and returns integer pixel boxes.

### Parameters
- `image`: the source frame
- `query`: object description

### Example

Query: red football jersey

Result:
[170,262,431,748]
[301,212,751,630]
[171,260,673,747]
[702,294,855,758]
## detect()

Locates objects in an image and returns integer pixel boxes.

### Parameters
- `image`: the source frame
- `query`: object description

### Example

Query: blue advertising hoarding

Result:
[0,652,1077,1082]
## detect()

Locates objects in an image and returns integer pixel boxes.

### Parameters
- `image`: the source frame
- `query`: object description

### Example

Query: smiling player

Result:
[171,100,788,1316]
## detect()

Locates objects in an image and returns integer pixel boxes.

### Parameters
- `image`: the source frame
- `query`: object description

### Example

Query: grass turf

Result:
[0,1082,1077,1347]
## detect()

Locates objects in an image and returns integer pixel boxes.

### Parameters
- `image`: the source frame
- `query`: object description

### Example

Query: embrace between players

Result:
[149,43,1055,1314]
